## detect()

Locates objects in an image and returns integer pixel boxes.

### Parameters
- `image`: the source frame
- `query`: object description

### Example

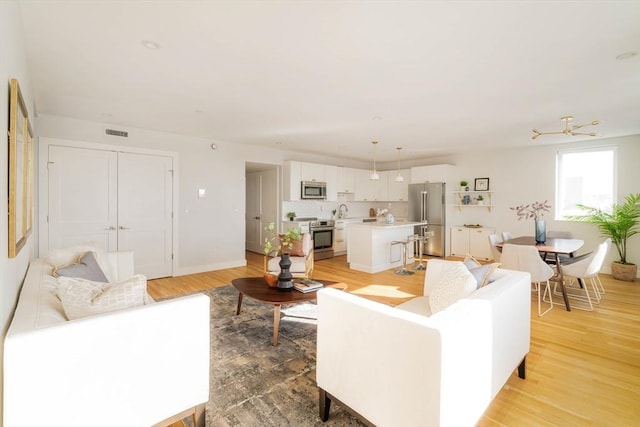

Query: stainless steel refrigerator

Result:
[408,182,446,257]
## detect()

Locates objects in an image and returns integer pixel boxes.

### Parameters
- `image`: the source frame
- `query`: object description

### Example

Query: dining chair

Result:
[501,244,555,316]
[559,238,610,310]
[501,231,513,242]
[487,234,502,262]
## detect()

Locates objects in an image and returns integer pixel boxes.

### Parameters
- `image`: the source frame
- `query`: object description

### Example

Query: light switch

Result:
[198,188,206,198]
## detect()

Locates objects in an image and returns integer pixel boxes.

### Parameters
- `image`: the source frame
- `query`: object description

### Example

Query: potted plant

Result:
[568,193,640,282]
[263,222,302,290]
[460,180,469,191]
[476,195,484,206]
[286,211,296,221]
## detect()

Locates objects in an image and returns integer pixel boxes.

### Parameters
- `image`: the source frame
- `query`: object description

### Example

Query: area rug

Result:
[179,285,365,427]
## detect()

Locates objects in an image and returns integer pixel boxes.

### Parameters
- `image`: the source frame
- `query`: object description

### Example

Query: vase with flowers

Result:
[510,200,551,243]
[263,222,302,290]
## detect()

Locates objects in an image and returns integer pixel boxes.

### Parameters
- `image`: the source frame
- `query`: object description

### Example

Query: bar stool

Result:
[391,238,415,276]
[412,231,434,270]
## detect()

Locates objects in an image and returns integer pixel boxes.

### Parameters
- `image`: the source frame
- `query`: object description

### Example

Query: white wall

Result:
[0,0,36,420]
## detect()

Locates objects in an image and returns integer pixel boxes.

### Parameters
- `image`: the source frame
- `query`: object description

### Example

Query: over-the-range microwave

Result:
[301,181,327,199]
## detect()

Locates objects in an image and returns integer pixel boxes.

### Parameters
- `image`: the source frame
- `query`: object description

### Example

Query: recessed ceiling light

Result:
[616,50,637,60]
[141,40,160,49]
[372,116,383,121]
[101,112,112,118]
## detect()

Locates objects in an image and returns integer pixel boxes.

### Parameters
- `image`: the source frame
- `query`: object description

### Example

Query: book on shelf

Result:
[293,278,324,293]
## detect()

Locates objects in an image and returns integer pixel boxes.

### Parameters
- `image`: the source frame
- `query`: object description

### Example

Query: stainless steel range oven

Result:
[310,220,335,260]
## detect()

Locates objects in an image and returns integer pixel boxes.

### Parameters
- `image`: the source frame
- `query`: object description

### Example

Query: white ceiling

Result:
[19,0,640,162]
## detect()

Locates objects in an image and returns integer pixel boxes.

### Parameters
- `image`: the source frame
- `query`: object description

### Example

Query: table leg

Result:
[273,305,281,346]
[236,293,244,315]
[555,253,571,311]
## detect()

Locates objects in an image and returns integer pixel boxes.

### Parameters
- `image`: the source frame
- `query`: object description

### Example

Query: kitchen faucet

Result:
[337,203,349,219]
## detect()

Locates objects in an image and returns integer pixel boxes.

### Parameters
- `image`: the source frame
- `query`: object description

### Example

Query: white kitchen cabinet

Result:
[387,168,410,201]
[300,162,326,182]
[336,167,355,194]
[372,171,389,201]
[334,221,347,255]
[282,161,301,201]
[354,169,377,201]
[450,226,494,260]
[411,164,455,184]
[325,165,338,201]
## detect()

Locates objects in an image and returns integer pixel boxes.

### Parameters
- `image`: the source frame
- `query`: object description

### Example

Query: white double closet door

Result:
[48,145,173,279]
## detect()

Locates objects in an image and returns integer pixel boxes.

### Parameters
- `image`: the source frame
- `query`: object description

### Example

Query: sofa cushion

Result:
[53,251,109,283]
[46,244,113,282]
[55,274,147,320]
[463,254,500,288]
[429,261,477,314]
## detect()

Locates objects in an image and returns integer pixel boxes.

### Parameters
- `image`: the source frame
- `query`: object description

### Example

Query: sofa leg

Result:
[319,388,331,422]
[518,357,526,379]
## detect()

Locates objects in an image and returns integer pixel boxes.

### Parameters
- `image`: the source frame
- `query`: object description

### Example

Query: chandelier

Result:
[370,141,380,180]
[532,116,600,140]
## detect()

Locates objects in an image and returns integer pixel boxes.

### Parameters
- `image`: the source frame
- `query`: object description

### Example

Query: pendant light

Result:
[394,146,404,182]
[370,141,380,180]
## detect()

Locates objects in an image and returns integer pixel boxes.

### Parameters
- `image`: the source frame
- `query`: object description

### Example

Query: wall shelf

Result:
[451,191,493,211]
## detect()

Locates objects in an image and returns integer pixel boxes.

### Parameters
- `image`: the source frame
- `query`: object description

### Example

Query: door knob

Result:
[104,226,115,231]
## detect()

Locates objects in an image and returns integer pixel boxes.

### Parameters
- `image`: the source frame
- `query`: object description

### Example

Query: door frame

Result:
[245,162,281,253]
[38,137,179,276]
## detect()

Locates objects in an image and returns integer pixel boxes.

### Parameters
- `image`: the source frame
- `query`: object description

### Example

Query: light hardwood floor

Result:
[149,252,640,426]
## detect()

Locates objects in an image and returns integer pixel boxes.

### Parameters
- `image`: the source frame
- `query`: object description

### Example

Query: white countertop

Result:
[349,220,427,229]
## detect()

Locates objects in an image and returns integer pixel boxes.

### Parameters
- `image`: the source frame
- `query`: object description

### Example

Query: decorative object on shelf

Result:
[510,200,551,244]
[464,224,482,228]
[369,141,380,180]
[460,180,469,191]
[263,222,302,290]
[474,178,490,191]
[568,193,640,282]
[394,147,404,182]
[476,195,484,206]
[462,195,471,205]
[286,211,296,221]
[532,115,600,140]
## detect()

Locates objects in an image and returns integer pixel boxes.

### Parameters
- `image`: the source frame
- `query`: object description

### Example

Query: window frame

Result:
[555,146,617,220]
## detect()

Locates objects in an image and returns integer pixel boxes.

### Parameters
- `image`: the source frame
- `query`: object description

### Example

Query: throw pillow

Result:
[55,274,147,320]
[277,234,305,257]
[463,254,500,288]
[429,261,477,314]
[53,251,109,283]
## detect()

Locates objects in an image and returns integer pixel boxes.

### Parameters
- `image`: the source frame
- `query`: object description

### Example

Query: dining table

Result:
[497,236,584,311]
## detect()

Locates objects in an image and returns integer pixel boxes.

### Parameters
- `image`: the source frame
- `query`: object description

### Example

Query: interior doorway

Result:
[245,163,280,254]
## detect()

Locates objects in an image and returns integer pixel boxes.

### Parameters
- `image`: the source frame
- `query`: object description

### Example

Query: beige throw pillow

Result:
[429,261,477,314]
[55,274,147,320]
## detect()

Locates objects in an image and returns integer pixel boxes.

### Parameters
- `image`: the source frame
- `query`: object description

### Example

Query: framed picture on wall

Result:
[474,177,490,191]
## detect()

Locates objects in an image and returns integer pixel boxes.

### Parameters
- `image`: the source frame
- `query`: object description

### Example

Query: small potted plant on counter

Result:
[286,211,296,221]
[460,180,469,191]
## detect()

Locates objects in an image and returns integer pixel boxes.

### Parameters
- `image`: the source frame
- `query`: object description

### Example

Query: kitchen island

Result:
[347,221,427,273]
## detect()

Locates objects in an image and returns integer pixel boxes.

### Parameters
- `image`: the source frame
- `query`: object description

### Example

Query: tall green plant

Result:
[568,193,640,265]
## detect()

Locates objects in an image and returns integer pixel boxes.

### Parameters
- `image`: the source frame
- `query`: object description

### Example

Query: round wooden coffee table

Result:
[231,277,347,346]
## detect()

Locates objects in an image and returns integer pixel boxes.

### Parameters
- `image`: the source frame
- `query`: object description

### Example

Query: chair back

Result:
[547,230,572,239]
[487,234,502,262]
[501,231,513,242]
[501,244,554,283]
[586,239,609,276]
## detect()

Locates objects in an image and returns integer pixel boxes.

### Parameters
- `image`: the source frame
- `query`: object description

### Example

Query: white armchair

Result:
[264,232,314,278]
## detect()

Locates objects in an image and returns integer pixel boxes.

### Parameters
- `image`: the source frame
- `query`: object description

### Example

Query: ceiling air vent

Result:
[105,128,128,137]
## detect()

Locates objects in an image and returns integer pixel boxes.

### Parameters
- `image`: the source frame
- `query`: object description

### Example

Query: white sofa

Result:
[317,259,531,427]
[3,250,211,427]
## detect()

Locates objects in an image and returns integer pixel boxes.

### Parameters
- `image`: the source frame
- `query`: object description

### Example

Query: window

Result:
[556,147,616,219]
